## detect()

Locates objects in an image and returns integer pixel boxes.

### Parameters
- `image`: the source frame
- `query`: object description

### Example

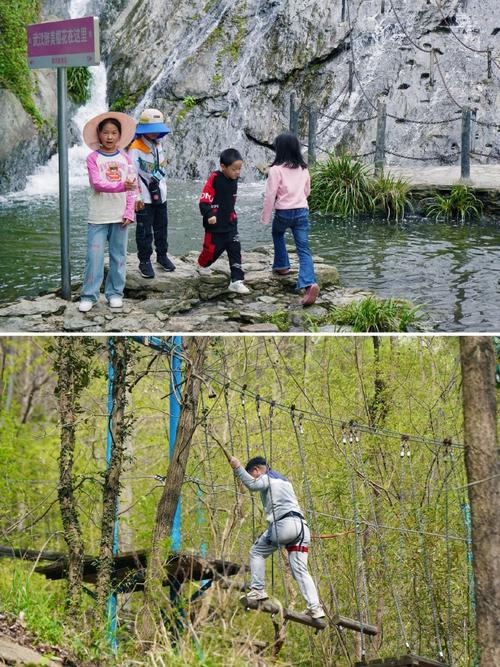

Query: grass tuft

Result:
[425,184,483,222]
[309,153,375,217]
[372,172,413,221]
[325,296,423,332]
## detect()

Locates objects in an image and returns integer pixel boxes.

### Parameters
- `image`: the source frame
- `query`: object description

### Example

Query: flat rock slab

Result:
[0,634,63,666]
[0,245,383,333]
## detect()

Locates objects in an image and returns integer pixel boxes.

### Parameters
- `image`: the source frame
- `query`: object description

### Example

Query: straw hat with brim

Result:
[135,108,171,138]
[82,111,137,150]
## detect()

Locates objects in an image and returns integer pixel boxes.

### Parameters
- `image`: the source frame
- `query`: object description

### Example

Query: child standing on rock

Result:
[79,111,137,313]
[261,133,319,306]
[197,148,250,294]
[127,108,175,279]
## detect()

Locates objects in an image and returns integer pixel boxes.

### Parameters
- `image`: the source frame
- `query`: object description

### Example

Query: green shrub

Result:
[426,184,482,222]
[309,153,375,217]
[326,296,423,332]
[0,1,44,125]
[372,172,412,221]
[177,95,198,123]
[67,67,92,105]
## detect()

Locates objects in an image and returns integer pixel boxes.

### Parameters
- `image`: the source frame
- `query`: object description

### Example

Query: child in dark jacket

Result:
[198,148,250,294]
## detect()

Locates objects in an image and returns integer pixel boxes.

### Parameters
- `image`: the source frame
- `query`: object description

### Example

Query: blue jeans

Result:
[81,223,128,303]
[272,208,317,289]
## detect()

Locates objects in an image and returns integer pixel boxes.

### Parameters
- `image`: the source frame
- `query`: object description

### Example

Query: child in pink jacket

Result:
[261,133,319,306]
[79,112,137,313]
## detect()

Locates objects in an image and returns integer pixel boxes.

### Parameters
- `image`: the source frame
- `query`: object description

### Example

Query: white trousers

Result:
[249,516,321,609]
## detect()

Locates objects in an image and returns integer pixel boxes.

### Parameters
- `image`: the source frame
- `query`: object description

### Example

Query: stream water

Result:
[0,181,499,331]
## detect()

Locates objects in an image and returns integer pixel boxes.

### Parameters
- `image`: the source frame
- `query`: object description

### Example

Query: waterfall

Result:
[11,0,107,198]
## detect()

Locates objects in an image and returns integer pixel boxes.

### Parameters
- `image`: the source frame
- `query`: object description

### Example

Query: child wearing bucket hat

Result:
[78,111,138,313]
[127,108,175,278]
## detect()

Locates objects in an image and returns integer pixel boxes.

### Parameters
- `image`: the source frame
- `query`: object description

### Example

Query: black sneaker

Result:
[139,261,155,279]
[157,255,175,272]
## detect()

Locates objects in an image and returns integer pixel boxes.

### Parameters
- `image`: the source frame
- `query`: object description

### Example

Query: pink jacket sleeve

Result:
[123,152,136,221]
[304,169,311,198]
[87,152,128,194]
[260,166,280,225]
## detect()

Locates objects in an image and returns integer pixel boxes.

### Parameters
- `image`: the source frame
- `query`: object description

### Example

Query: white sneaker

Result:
[246,589,269,602]
[197,265,212,276]
[306,606,326,619]
[78,300,94,313]
[228,280,250,294]
[108,296,123,308]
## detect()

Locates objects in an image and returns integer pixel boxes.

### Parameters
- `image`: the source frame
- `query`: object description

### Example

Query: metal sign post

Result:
[57,68,71,300]
[169,336,183,553]
[27,16,100,300]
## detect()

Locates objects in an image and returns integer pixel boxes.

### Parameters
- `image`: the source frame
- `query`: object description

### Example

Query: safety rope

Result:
[343,423,368,660]
[291,408,341,616]
[404,436,445,661]
[240,386,256,541]
[352,425,410,654]
[443,442,454,667]
[255,395,289,606]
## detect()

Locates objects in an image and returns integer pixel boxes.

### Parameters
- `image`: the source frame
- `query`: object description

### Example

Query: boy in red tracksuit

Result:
[198,148,250,294]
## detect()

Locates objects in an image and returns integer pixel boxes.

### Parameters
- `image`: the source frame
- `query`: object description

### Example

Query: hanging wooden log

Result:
[335,615,378,636]
[240,595,327,630]
[240,595,379,635]
[355,655,449,667]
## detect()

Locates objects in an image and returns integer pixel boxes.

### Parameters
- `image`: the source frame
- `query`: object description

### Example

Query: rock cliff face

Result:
[101,0,500,179]
[2,0,499,192]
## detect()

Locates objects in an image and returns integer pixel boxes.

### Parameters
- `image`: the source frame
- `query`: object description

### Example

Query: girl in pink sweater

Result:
[79,112,137,313]
[260,133,319,305]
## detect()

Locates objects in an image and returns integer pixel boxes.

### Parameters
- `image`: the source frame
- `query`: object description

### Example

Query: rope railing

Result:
[291,91,498,174]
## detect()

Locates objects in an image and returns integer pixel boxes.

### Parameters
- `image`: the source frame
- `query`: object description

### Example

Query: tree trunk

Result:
[96,337,130,613]
[141,337,208,631]
[459,336,500,666]
[56,338,85,611]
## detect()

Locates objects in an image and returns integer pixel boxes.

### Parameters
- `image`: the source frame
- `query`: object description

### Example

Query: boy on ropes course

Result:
[228,454,326,620]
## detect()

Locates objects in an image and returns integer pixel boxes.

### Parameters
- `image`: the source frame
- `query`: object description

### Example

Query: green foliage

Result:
[225,12,247,61]
[309,153,375,217]
[67,67,92,105]
[372,171,413,221]
[425,184,483,222]
[264,310,290,331]
[177,95,199,123]
[1,566,65,645]
[0,0,44,125]
[325,296,423,332]
[110,85,147,112]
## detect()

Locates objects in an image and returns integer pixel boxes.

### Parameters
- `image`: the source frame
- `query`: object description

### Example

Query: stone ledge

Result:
[0,246,379,333]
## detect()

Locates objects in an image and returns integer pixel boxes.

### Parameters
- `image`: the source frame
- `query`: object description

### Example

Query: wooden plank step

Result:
[355,655,449,667]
